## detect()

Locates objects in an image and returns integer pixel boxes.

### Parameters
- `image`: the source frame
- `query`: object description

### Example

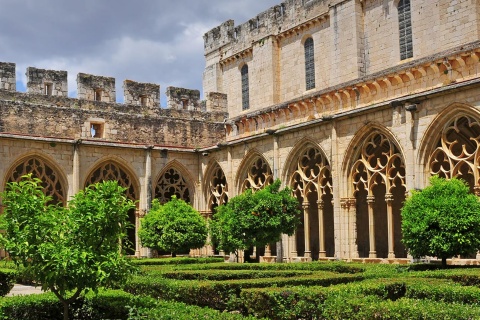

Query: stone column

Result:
[302,201,311,258]
[342,197,358,259]
[367,195,376,258]
[317,200,326,258]
[290,232,298,258]
[386,193,395,259]
[72,140,81,196]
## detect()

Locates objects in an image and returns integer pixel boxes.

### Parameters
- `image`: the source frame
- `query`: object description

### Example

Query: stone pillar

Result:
[317,200,326,258]
[302,201,311,258]
[72,141,81,196]
[386,193,395,259]
[367,195,376,258]
[140,147,153,258]
[290,232,297,258]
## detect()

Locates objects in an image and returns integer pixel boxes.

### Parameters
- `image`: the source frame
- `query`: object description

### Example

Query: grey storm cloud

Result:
[0,0,280,105]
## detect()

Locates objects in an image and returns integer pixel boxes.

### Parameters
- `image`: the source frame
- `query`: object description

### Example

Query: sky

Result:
[0,0,280,106]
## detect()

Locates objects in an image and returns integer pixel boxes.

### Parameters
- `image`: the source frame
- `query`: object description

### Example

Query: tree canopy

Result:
[401,176,480,267]
[0,175,136,320]
[139,196,208,257]
[211,179,300,260]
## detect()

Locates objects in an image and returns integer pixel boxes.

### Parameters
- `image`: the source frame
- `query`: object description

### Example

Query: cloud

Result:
[0,0,280,105]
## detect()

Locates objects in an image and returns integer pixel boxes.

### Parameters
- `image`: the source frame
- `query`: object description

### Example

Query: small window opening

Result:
[280,4,285,16]
[140,95,147,106]
[182,99,188,110]
[90,123,104,138]
[44,83,53,96]
[94,89,103,101]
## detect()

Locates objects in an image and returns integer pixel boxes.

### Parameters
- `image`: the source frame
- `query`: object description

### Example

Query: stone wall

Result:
[26,67,68,97]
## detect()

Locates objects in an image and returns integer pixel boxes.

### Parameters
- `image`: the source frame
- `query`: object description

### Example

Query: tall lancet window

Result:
[398,0,413,60]
[304,37,315,90]
[241,64,249,110]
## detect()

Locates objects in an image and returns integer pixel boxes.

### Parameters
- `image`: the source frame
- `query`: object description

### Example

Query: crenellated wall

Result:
[0,63,228,148]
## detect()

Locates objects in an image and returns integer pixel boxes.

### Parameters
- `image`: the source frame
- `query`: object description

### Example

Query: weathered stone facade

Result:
[1,0,480,262]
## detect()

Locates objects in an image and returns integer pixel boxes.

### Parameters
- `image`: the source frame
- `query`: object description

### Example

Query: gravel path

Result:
[7,284,43,296]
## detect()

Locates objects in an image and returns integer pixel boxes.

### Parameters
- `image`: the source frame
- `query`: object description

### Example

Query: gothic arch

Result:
[420,104,480,194]
[345,125,407,259]
[154,160,195,204]
[5,152,68,205]
[284,139,334,259]
[84,159,140,255]
[235,149,273,194]
[342,123,406,195]
[203,160,228,214]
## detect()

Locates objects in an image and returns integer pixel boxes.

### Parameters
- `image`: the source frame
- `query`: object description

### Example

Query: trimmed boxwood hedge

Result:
[130,257,224,266]
[0,290,254,320]
[124,271,364,310]
[0,268,17,297]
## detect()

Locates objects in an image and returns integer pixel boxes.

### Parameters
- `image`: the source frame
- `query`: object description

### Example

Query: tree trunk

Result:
[63,301,69,320]
[172,252,176,258]
[441,257,447,268]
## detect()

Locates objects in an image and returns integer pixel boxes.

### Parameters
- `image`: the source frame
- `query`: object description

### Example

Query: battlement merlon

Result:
[123,80,160,108]
[0,62,16,91]
[166,86,202,111]
[26,67,68,97]
[77,73,116,103]
[203,0,330,56]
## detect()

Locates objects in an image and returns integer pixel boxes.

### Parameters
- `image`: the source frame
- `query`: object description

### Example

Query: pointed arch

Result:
[84,158,140,255]
[203,160,229,213]
[235,149,273,194]
[342,123,406,196]
[5,152,68,205]
[84,158,139,201]
[154,160,195,204]
[283,138,334,259]
[344,124,406,259]
[420,104,480,194]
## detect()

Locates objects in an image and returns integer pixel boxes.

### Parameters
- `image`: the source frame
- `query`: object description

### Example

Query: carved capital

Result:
[366,195,375,204]
[385,193,394,203]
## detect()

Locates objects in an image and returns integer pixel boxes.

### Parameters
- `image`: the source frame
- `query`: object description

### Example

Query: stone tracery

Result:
[241,157,273,191]
[85,162,138,255]
[351,132,406,259]
[155,167,191,203]
[290,146,333,259]
[429,115,480,193]
[207,165,228,213]
[7,157,66,205]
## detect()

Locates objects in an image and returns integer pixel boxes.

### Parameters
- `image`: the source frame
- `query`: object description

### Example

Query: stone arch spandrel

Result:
[154,160,195,204]
[5,152,69,205]
[234,149,273,194]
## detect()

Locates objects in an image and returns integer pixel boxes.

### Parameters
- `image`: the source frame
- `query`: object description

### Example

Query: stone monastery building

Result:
[1,0,480,261]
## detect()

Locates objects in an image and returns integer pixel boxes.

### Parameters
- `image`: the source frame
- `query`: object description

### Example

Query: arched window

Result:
[241,64,249,110]
[155,167,191,204]
[304,37,315,90]
[398,0,413,60]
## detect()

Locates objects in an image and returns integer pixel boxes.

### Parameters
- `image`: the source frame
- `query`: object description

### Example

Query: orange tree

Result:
[211,179,300,261]
[0,176,136,320]
[401,176,480,267]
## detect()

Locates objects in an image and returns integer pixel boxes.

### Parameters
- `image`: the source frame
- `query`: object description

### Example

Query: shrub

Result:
[0,268,17,297]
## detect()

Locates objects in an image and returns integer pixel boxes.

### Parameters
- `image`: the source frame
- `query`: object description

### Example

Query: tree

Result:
[139,196,208,257]
[211,179,300,262]
[0,175,136,320]
[401,176,480,267]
